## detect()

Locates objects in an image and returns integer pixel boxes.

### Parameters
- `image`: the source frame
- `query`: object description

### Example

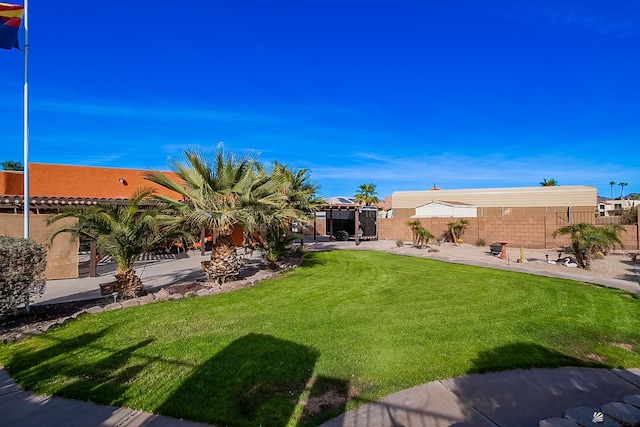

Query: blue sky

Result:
[1,1,639,199]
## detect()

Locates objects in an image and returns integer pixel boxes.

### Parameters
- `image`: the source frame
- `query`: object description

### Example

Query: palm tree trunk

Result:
[572,243,587,269]
[207,232,241,285]
[114,269,144,299]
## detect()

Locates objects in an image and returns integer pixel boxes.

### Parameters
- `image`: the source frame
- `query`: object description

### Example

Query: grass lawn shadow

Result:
[468,342,607,375]
[157,333,322,427]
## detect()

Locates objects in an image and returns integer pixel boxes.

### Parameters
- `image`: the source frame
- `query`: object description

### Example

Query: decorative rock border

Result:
[2,257,302,344]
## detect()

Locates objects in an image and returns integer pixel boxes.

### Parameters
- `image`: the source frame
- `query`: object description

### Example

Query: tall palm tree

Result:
[47,189,185,298]
[553,223,624,270]
[146,148,294,284]
[609,181,617,199]
[619,182,628,199]
[354,183,379,206]
[539,178,558,186]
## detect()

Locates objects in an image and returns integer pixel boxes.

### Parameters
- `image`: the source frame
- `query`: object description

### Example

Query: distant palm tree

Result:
[539,178,558,186]
[355,183,379,206]
[609,181,617,199]
[619,182,628,199]
[47,190,186,298]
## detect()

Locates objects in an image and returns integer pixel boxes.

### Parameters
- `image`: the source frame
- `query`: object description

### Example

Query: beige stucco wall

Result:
[0,213,78,279]
[393,186,597,210]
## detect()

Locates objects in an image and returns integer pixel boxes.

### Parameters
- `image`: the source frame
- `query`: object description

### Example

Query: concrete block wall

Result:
[378,215,639,250]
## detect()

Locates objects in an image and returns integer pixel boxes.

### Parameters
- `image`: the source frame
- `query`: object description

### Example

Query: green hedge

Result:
[0,236,47,319]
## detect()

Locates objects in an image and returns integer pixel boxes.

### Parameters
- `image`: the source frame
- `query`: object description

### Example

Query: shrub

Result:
[0,236,47,319]
[475,238,486,247]
[396,239,404,247]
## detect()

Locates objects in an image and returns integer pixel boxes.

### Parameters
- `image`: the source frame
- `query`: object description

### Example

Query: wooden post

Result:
[329,208,334,241]
[200,228,206,256]
[355,206,360,246]
[89,240,97,277]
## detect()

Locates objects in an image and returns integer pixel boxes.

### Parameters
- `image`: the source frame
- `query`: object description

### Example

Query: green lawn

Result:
[1,250,640,426]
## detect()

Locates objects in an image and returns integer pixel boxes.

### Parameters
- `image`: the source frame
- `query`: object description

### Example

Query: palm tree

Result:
[609,181,617,200]
[268,162,323,248]
[619,182,628,199]
[354,183,379,206]
[539,178,558,186]
[146,148,302,284]
[552,223,624,270]
[406,220,435,248]
[47,189,185,298]
[447,219,469,245]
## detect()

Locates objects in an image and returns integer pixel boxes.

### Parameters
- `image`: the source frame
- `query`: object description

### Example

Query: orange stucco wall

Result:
[0,170,24,195]
[0,163,181,199]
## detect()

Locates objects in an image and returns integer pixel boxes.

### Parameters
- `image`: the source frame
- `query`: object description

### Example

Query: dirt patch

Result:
[585,353,606,363]
[303,389,348,419]
[610,342,635,352]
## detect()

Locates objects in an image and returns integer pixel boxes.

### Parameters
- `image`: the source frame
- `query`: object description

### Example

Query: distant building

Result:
[598,198,637,217]
[392,185,597,220]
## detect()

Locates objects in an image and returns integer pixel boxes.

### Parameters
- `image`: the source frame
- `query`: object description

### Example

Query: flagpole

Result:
[23,0,29,239]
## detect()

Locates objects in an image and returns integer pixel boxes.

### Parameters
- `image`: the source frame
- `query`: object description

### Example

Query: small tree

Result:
[47,190,187,298]
[0,237,47,319]
[406,220,435,248]
[622,206,638,225]
[553,223,624,270]
[447,219,469,245]
[540,178,558,186]
[1,160,23,171]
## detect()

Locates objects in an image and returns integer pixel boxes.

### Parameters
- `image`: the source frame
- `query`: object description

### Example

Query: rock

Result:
[121,299,140,308]
[103,303,123,311]
[169,293,183,300]
[183,291,196,298]
[41,322,58,332]
[153,292,169,301]
[86,306,104,314]
[138,295,155,305]
[196,288,211,297]
[428,248,440,253]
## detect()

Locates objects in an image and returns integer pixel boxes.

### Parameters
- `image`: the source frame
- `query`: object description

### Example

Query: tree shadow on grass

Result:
[156,333,340,427]
[3,328,155,406]
[3,328,115,385]
[300,252,326,269]
[467,342,606,375]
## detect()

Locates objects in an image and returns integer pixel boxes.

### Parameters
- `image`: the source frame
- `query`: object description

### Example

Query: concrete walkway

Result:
[0,369,208,427]
[320,367,640,427]
[5,238,639,426]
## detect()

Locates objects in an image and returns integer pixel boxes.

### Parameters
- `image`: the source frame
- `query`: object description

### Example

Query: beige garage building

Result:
[392,185,597,220]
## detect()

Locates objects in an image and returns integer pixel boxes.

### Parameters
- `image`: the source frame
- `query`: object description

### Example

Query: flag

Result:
[0,2,23,50]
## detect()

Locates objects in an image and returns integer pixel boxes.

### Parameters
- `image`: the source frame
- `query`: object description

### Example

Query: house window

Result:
[614,204,622,210]
[599,204,605,210]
